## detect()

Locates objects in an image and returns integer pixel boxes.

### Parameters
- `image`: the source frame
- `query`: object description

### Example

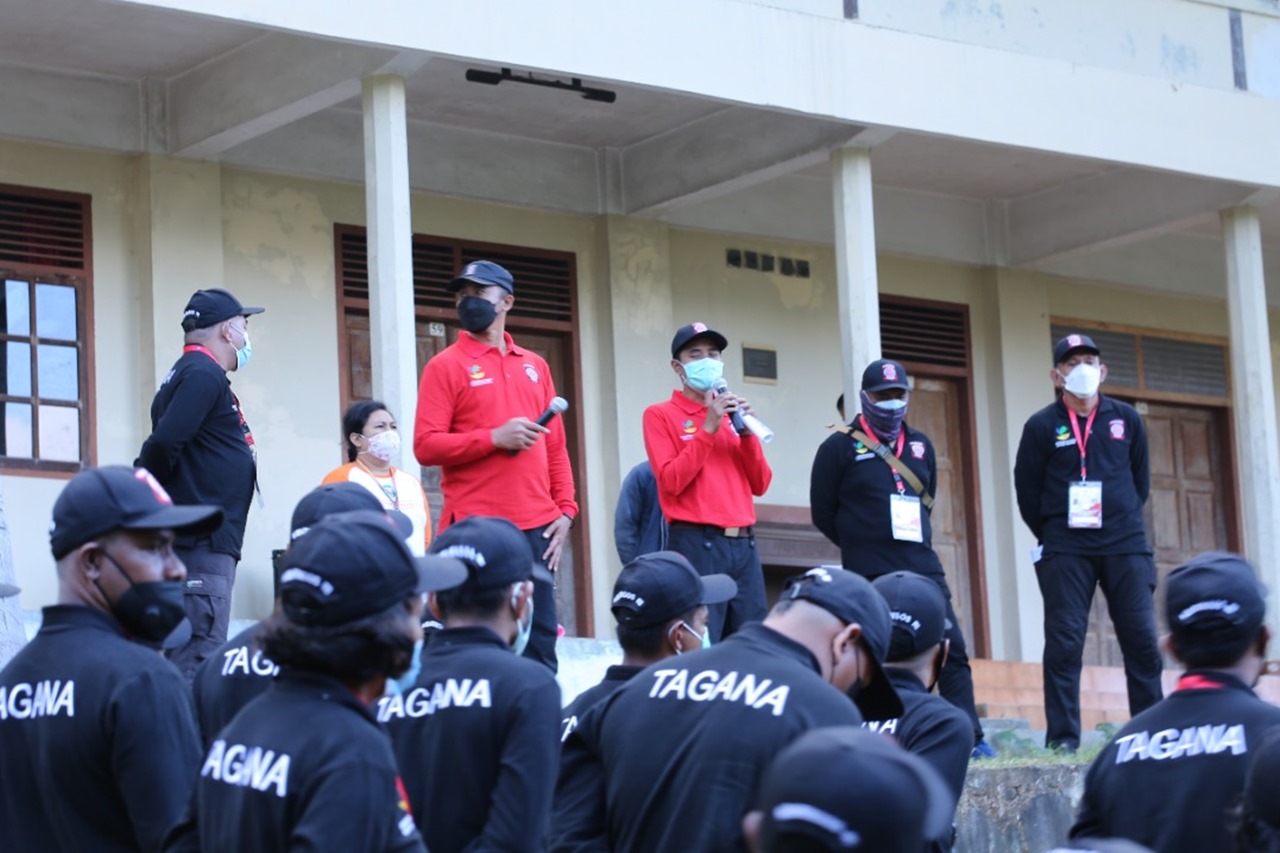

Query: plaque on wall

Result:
[742,345,777,384]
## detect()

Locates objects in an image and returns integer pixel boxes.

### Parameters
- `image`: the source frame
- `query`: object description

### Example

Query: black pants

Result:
[867,569,984,746]
[167,544,237,683]
[667,524,767,643]
[1035,551,1164,749]
[521,524,560,674]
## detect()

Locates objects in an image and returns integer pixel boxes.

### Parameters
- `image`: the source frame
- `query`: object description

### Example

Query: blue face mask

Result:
[512,591,534,656]
[673,620,711,654]
[388,638,424,695]
[233,327,253,371]
[859,389,908,441]
[681,357,724,394]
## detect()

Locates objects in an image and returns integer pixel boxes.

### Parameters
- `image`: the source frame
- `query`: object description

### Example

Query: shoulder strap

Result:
[851,429,935,510]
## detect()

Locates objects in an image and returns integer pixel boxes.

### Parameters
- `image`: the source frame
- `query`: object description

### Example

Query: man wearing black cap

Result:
[1070,551,1280,853]
[561,551,736,741]
[1015,333,1163,752]
[190,481,409,747]
[869,571,974,846]
[643,321,772,642]
[380,516,563,853]
[552,566,900,852]
[166,510,466,852]
[743,726,954,853]
[0,465,221,851]
[414,260,577,672]
[812,357,988,756]
[137,287,265,681]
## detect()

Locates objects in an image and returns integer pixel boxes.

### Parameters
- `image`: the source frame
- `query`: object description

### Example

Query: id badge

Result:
[890,494,924,542]
[1068,480,1103,529]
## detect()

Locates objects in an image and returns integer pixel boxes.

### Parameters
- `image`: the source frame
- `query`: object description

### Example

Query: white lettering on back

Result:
[0,680,75,720]
[200,739,291,797]
[1113,724,1248,764]
[376,678,493,722]
[645,668,789,717]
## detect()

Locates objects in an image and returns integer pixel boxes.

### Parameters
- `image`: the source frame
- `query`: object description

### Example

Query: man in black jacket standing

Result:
[1014,333,1163,752]
[1070,552,1280,852]
[811,358,987,756]
[137,287,263,681]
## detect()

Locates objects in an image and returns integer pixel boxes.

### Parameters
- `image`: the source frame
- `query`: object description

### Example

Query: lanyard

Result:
[1067,407,1098,481]
[183,345,254,449]
[183,344,218,364]
[859,416,907,494]
[1176,673,1225,692]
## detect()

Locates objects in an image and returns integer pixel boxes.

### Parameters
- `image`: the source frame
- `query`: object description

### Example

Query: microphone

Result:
[712,379,748,436]
[509,397,569,455]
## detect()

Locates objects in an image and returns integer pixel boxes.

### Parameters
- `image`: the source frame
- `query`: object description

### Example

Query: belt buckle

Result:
[723,526,741,538]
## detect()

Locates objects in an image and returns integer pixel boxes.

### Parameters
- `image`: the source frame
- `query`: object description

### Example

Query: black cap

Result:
[50,466,223,559]
[756,726,952,853]
[1053,333,1101,365]
[280,510,468,627]
[289,482,410,543]
[1244,729,1280,829]
[782,567,903,719]
[447,260,514,295]
[611,551,737,628]
[670,322,729,359]
[181,288,264,331]
[861,359,910,394]
[872,572,948,662]
[1164,551,1267,656]
[429,516,552,587]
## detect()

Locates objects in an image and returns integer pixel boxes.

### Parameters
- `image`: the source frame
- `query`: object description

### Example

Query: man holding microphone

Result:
[643,322,772,642]
[414,260,577,671]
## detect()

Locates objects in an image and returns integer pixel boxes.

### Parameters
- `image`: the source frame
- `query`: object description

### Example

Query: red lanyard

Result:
[183,345,254,448]
[1067,407,1097,481]
[859,415,907,494]
[1176,674,1225,692]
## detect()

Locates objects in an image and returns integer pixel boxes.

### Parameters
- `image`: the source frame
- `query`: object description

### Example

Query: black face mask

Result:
[457,296,498,333]
[97,551,187,647]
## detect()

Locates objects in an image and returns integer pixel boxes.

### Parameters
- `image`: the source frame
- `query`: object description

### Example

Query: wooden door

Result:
[908,377,978,655]
[1082,403,1234,665]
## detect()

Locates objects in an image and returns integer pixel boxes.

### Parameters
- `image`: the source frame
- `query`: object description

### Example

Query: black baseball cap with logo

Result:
[280,510,467,627]
[429,516,552,587]
[670,322,729,359]
[611,551,737,629]
[782,567,903,719]
[447,260,515,295]
[872,571,948,662]
[861,359,910,394]
[756,726,952,853]
[1053,333,1101,365]
[50,466,223,559]
[1164,551,1267,658]
[181,288,264,332]
[289,482,410,543]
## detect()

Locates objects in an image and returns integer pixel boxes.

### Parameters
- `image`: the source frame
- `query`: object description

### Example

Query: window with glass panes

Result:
[0,186,92,472]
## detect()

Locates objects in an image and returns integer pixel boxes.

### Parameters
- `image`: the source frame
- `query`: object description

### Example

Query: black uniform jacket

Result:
[1071,671,1280,853]
[552,622,864,853]
[865,670,971,826]
[560,664,645,743]
[165,669,426,853]
[1014,395,1150,556]
[137,350,256,558]
[0,605,202,852]
[378,626,562,853]
[810,419,944,577]
[191,622,275,748]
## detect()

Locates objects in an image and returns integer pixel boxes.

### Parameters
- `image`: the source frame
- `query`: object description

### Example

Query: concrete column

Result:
[362,74,417,465]
[1222,206,1280,584]
[830,145,881,410]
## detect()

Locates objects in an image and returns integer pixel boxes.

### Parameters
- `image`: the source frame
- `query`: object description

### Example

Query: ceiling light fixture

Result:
[464,67,617,104]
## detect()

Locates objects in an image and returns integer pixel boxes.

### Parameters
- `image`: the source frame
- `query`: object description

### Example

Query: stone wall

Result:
[956,764,1086,853]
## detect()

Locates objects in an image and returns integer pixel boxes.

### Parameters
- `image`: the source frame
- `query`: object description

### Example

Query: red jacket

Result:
[414,331,577,530]
[643,391,772,528]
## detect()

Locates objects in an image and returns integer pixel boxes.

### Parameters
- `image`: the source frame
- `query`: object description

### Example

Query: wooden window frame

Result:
[0,185,94,477]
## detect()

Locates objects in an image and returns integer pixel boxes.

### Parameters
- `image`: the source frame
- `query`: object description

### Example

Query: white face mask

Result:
[365,430,401,462]
[1060,362,1101,399]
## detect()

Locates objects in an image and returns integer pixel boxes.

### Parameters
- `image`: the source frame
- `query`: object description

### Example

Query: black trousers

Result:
[867,569,984,746]
[1035,551,1164,749]
[167,543,237,683]
[667,524,768,643]
[521,523,561,674]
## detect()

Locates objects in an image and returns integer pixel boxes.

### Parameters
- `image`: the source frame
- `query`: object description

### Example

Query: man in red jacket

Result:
[413,260,577,671]
[643,322,772,641]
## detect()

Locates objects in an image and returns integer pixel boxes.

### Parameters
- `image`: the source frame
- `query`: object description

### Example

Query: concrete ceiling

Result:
[1,0,1278,298]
